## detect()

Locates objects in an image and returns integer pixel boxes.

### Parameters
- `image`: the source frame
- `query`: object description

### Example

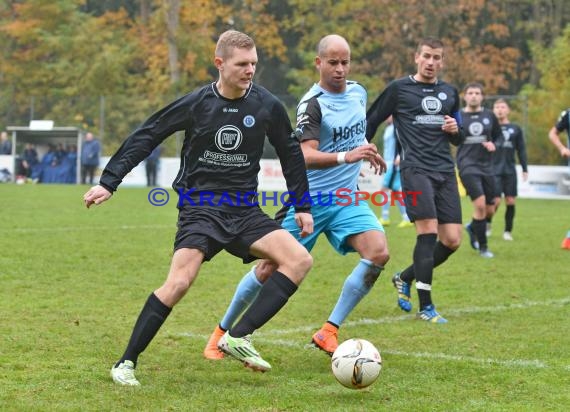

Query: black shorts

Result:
[460,173,496,204]
[401,167,462,224]
[494,174,517,197]
[174,206,282,263]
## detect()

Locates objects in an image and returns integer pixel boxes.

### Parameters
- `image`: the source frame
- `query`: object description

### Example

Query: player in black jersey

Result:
[367,37,464,323]
[548,107,570,249]
[458,83,502,258]
[83,30,314,384]
[549,108,570,159]
[489,99,528,241]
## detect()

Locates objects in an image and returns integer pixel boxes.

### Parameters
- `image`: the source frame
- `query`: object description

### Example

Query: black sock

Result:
[118,293,172,367]
[505,205,515,232]
[399,240,453,283]
[433,241,456,266]
[229,271,297,338]
[472,218,487,250]
[412,234,437,309]
[400,264,414,284]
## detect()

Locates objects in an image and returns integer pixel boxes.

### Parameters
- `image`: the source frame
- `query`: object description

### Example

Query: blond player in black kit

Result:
[83,30,314,385]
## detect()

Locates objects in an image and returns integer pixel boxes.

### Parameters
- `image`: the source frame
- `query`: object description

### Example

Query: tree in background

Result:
[1,0,570,163]
[523,24,570,164]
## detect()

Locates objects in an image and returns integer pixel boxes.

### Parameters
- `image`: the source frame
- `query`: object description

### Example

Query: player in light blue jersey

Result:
[204,34,389,359]
[379,115,412,228]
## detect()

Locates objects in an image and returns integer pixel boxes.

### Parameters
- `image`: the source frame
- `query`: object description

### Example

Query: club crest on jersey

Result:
[215,125,243,152]
[243,115,255,128]
[421,96,442,114]
[468,122,484,136]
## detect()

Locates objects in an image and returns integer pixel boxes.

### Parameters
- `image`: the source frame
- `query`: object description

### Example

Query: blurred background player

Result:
[378,115,413,228]
[489,99,528,241]
[548,106,570,249]
[458,82,501,258]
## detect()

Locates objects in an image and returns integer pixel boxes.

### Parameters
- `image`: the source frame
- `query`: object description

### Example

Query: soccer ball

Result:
[331,338,382,389]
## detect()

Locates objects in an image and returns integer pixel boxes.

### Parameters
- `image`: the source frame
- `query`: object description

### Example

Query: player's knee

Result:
[169,277,192,295]
[255,261,277,283]
[296,251,313,275]
[366,246,390,267]
[445,236,462,251]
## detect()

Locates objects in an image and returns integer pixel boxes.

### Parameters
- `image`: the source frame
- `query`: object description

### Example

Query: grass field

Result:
[1,184,569,411]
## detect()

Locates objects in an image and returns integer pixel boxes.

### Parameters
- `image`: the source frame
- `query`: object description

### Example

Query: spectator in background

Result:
[81,132,100,185]
[20,143,39,181]
[145,145,161,187]
[1,131,12,154]
[65,144,78,183]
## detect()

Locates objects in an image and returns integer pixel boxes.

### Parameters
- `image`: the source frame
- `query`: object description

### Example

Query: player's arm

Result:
[267,99,313,227]
[366,82,397,142]
[442,113,464,143]
[548,126,570,158]
[516,128,529,181]
[302,140,385,173]
[445,89,465,146]
[97,94,194,195]
[482,113,500,152]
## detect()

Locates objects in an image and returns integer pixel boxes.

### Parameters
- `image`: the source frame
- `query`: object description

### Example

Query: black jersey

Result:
[554,108,570,140]
[493,123,528,175]
[99,82,310,212]
[457,108,502,176]
[366,75,464,173]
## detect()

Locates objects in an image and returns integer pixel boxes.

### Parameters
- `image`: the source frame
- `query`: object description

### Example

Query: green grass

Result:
[1,184,569,411]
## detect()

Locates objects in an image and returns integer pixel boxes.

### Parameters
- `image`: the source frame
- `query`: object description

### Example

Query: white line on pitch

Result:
[179,297,570,371]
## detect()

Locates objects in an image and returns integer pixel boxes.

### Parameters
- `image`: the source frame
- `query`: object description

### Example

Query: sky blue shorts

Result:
[281,195,384,255]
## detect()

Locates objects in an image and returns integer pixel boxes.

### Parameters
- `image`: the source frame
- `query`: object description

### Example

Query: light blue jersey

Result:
[382,123,402,190]
[296,82,367,195]
[383,123,397,164]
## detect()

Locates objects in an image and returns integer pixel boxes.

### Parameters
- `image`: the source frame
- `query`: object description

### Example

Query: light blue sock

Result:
[328,259,383,326]
[397,202,409,221]
[381,200,390,220]
[219,267,263,331]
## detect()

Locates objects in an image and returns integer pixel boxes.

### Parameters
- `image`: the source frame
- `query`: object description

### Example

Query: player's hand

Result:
[294,212,314,238]
[83,185,112,208]
[368,153,387,175]
[346,144,386,174]
[560,146,570,158]
[442,115,459,134]
[482,141,496,152]
[522,171,528,182]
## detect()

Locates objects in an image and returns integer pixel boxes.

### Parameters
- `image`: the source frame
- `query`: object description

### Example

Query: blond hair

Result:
[215,30,255,59]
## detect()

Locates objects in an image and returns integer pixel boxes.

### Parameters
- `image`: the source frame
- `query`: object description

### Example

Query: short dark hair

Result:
[463,82,484,94]
[416,37,444,53]
[493,98,509,107]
